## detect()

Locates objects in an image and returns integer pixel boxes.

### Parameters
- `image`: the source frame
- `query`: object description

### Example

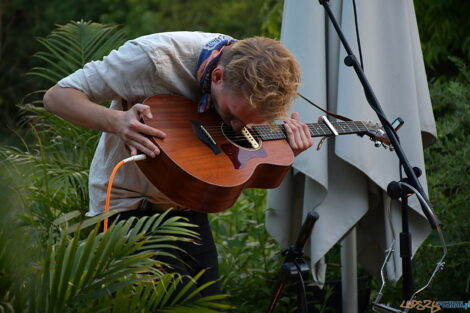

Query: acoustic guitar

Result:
[137,94,389,213]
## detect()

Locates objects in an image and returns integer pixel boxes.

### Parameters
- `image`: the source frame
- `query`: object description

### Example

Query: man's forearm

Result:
[43,85,120,134]
[43,85,165,157]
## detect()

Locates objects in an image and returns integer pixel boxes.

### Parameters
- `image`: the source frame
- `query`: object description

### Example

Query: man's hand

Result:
[115,103,166,158]
[284,112,313,156]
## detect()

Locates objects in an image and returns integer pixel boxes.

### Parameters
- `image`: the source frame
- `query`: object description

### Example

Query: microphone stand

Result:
[318,0,439,303]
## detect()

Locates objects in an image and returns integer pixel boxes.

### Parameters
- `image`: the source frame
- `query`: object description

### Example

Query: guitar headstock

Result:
[363,122,393,150]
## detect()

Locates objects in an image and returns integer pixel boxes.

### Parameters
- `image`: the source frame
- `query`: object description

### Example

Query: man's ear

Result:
[211,66,224,84]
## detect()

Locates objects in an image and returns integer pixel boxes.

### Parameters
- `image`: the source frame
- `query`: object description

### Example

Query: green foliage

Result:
[99,0,267,40]
[0,166,32,313]
[2,1,468,311]
[210,189,337,313]
[414,0,470,78]
[0,21,231,312]
[1,0,275,140]
[210,189,298,313]
[0,0,113,138]
[29,21,127,84]
[414,57,470,300]
[373,58,470,306]
[0,21,127,232]
[107,270,231,313]
[260,0,284,39]
[1,205,229,312]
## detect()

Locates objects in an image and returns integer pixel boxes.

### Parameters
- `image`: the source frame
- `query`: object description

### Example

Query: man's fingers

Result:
[132,121,166,138]
[117,107,163,158]
[127,138,160,158]
[133,103,153,119]
[294,119,312,147]
[285,117,313,152]
[292,121,304,148]
[129,145,137,156]
[284,123,294,148]
[126,131,161,156]
[284,113,314,156]
[285,121,301,149]
[125,105,165,138]
[302,123,313,147]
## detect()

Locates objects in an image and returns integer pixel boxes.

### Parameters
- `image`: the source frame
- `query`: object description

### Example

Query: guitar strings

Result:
[195,126,330,140]
[198,125,336,138]
[178,121,367,141]
[200,122,365,134]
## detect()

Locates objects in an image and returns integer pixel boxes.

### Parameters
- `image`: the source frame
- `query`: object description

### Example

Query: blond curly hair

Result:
[219,37,301,121]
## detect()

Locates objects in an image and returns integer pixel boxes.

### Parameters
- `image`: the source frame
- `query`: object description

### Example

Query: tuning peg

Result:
[392,117,404,132]
[374,140,382,147]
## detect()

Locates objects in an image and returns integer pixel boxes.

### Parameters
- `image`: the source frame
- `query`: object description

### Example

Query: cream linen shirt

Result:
[58,31,224,216]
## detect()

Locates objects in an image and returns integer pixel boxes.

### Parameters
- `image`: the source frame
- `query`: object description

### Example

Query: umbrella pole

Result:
[341,227,358,313]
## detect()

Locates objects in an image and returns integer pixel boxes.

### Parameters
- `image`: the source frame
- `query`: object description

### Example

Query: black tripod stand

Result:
[266,211,319,313]
[386,167,423,301]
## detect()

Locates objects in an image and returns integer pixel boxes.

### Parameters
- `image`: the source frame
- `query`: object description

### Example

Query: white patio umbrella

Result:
[266,0,436,310]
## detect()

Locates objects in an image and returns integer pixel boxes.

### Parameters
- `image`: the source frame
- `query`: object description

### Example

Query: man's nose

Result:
[230,120,244,132]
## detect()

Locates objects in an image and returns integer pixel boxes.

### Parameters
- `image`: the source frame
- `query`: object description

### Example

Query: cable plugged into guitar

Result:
[103,154,147,232]
[124,154,147,163]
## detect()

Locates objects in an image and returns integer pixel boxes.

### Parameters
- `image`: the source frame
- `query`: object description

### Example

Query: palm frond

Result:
[108,271,232,313]
[1,21,127,226]
[5,20,229,312]
[28,20,127,84]
[28,212,204,312]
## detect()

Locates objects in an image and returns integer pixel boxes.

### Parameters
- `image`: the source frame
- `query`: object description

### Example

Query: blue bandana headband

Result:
[196,35,237,113]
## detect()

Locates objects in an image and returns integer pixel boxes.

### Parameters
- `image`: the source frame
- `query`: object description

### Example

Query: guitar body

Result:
[137,94,294,213]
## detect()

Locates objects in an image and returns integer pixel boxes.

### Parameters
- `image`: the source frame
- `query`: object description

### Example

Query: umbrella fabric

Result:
[266,0,436,284]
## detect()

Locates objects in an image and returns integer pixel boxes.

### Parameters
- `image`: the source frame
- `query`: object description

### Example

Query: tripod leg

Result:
[266,211,319,313]
[266,281,286,313]
[400,196,414,300]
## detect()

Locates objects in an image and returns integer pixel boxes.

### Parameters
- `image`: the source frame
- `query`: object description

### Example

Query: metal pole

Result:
[341,227,358,313]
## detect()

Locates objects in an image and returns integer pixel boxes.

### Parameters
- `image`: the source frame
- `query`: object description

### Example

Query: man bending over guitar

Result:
[43,32,313,296]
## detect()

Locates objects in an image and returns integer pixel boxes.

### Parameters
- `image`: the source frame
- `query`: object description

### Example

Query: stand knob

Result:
[412,167,422,178]
[387,181,403,199]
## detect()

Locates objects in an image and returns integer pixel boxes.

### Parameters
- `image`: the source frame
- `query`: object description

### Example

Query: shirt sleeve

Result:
[57,40,157,104]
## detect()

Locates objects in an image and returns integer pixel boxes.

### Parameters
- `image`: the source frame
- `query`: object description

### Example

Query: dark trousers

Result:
[103,207,221,297]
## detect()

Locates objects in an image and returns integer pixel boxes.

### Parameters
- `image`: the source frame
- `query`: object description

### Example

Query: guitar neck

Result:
[252,121,369,141]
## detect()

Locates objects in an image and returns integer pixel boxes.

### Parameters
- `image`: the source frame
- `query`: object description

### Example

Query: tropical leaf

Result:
[108,271,232,313]
[22,212,226,313]
[2,20,230,313]
[28,20,127,84]
[0,21,128,227]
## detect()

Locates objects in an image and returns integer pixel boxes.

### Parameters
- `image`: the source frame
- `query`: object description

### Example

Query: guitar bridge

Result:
[241,127,260,149]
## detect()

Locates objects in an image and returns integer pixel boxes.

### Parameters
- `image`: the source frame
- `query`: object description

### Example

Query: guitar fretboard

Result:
[252,121,369,141]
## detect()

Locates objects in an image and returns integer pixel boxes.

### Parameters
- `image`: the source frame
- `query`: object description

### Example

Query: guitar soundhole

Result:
[221,123,262,150]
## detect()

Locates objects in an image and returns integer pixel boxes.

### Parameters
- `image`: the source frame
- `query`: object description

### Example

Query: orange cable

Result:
[103,160,125,232]
[103,154,147,232]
